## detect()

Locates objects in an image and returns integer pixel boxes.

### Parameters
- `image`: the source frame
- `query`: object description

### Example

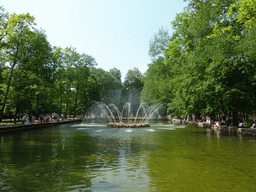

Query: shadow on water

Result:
[0,123,162,191]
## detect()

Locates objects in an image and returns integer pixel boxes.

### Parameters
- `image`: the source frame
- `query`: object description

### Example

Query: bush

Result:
[244,119,254,128]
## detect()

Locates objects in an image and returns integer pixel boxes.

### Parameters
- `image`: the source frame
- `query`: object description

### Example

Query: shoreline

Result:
[2,119,256,137]
[0,120,83,134]
[172,119,256,137]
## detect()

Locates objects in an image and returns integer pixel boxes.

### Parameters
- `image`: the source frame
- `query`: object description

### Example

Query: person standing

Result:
[216,121,220,129]
[251,122,256,130]
[25,116,30,125]
[39,114,44,123]
[53,112,58,122]
[226,116,229,126]
[22,114,27,124]
[31,115,35,124]
[46,114,50,123]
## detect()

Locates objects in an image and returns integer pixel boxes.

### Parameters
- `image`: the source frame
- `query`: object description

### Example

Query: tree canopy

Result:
[142,0,256,124]
[2,0,255,125]
[0,6,137,122]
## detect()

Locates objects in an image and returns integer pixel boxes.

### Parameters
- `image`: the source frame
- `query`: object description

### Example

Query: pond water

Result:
[1,122,256,191]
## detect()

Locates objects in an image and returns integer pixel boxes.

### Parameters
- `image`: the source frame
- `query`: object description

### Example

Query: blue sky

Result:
[1,0,188,81]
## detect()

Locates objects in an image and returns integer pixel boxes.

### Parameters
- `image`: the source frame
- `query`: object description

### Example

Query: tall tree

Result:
[141,57,172,105]
[124,67,144,92]
[0,13,35,121]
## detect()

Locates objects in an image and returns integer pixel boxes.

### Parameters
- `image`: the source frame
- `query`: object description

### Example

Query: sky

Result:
[0,0,188,81]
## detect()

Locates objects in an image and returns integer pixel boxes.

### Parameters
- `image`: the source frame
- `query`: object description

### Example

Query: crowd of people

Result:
[195,115,249,128]
[172,114,256,129]
[21,112,64,125]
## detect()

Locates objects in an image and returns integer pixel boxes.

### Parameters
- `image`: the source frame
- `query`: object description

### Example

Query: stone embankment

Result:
[172,119,256,136]
[0,120,82,133]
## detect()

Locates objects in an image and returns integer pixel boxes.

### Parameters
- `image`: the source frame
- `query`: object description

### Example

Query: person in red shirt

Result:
[46,115,50,123]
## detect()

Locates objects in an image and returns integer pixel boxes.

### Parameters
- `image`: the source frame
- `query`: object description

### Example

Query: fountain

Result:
[84,101,163,128]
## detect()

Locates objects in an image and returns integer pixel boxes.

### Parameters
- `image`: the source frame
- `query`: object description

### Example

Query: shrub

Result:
[244,119,254,128]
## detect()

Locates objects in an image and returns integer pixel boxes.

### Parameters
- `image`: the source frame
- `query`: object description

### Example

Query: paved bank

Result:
[0,120,83,133]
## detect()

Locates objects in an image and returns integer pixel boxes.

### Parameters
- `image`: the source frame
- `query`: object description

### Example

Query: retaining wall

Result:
[0,120,82,133]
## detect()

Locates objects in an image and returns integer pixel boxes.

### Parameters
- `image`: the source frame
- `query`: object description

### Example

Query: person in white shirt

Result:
[215,121,220,128]
[251,122,256,130]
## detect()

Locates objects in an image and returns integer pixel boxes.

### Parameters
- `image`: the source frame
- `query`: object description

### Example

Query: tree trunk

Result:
[60,97,62,115]
[196,112,200,121]
[66,95,68,118]
[74,84,80,117]
[0,65,15,122]
[36,94,39,119]
[14,101,20,124]
[28,101,32,123]
[14,84,21,124]
[233,110,239,127]
[59,84,62,114]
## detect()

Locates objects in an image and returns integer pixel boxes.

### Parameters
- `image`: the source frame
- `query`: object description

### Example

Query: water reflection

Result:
[1,123,256,191]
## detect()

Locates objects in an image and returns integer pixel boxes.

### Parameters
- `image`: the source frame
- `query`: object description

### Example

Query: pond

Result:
[1,122,256,191]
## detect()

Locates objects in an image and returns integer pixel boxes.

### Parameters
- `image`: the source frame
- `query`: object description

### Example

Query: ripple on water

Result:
[86,181,123,191]
[76,128,87,130]
[73,123,106,127]
[157,127,176,130]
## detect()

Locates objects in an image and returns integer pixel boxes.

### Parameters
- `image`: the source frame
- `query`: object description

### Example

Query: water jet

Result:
[84,101,163,128]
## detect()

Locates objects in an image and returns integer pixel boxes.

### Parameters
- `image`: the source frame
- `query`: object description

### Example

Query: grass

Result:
[0,118,77,127]
[0,121,23,127]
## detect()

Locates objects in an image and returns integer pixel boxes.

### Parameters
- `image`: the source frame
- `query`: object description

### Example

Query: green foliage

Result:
[244,118,254,128]
[2,0,256,123]
[143,0,256,124]
[109,68,122,82]
[0,6,126,120]
[141,57,171,105]
[124,67,144,91]
[149,27,171,61]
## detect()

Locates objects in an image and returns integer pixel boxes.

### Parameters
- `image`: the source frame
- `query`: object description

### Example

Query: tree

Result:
[4,29,54,122]
[109,68,122,82]
[57,47,98,117]
[141,57,172,105]
[143,0,256,124]
[89,67,123,104]
[148,26,171,61]
[124,67,144,92]
[161,0,256,124]
[0,13,36,121]
[123,68,144,116]
[0,6,9,49]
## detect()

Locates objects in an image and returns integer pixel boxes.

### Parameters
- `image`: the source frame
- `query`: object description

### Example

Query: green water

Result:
[1,122,256,191]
